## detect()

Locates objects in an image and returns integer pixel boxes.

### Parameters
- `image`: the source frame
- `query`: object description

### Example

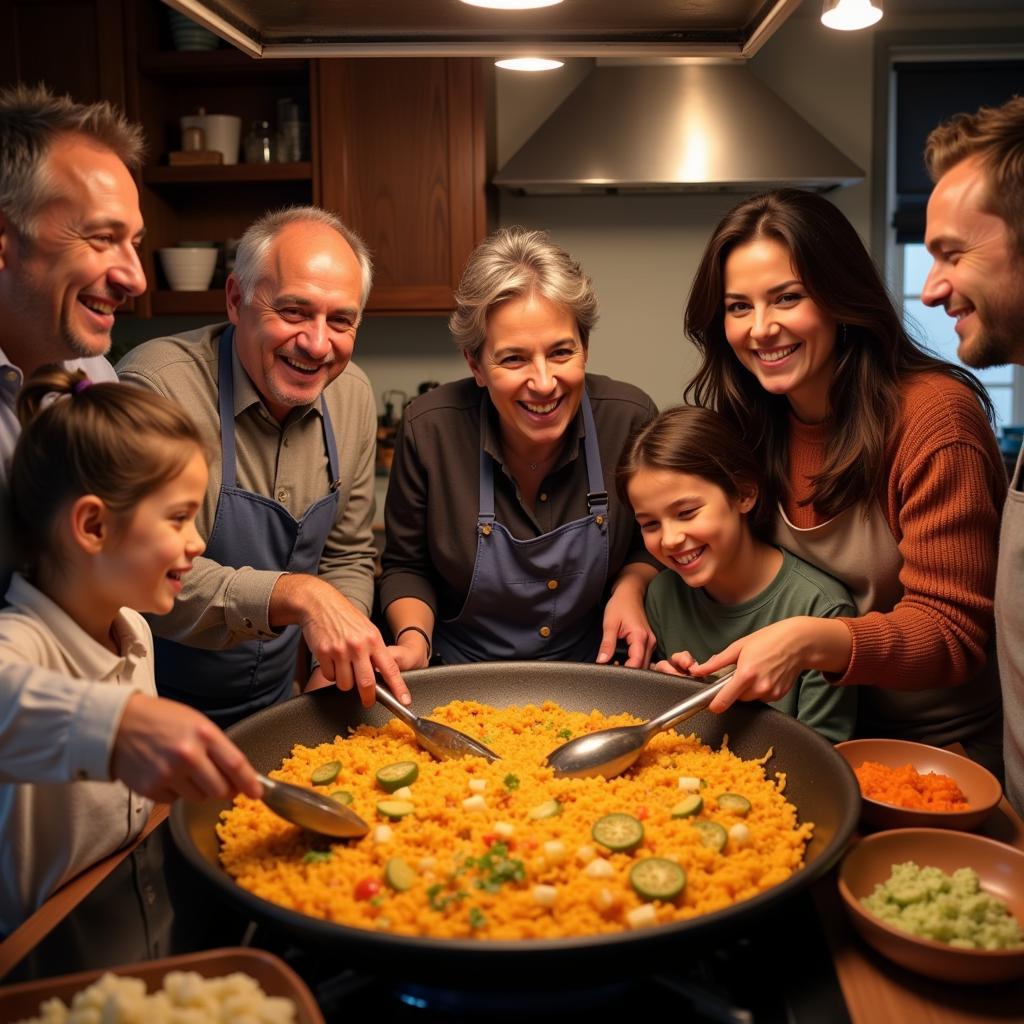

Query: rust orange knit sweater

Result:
[784,373,1007,689]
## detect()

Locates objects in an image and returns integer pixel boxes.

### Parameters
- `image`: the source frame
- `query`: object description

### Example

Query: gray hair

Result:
[0,83,145,237]
[232,206,374,313]
[449,226,599,358]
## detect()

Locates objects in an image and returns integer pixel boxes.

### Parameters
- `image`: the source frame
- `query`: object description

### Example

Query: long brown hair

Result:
[684,189,993,519]
[616,405,772,540]
[11,367,205,577]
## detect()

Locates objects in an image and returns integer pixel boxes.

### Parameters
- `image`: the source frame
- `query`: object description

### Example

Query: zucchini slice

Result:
[592,813,644,852]
[376,799,416,820]
[310,760,341,786]
[693,819,728,852]
[629,857,686,902]
[717,792,752,816]
[527,799,563,820]
[385,856,417,891]
[376,761,419,793]
[671,794,704,818]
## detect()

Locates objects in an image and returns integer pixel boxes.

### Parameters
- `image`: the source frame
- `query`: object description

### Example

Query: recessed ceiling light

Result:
[495,57,565,71]
[461,0,563,9]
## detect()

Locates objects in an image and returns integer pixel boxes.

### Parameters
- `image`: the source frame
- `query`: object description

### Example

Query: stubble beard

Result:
[958,291,1024,370]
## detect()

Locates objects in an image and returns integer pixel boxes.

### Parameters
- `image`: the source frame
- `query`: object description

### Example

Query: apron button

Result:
[481,524,492,536]
[277,489,288,502]
[539,492,548,502]
[547,579,558,591]
[539,626,551,638]
[595,514,605,525]
[243,617,253,628]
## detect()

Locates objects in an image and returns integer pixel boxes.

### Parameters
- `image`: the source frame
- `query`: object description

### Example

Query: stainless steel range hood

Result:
[493,64,864,195]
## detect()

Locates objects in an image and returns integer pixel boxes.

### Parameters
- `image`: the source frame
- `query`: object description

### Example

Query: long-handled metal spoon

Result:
[375,684,500,762]
[545,670,736,779]
[257,773,370,838]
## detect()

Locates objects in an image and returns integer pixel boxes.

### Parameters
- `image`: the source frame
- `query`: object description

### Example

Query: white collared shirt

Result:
[0,574,155,934]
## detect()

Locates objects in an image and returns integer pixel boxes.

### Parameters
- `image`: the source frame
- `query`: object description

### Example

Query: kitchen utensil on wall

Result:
[180,111,242,166]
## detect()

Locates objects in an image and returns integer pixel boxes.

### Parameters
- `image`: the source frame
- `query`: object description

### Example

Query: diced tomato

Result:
[482,834,515,850]
[354,877,382,900]
[636,806,649,820]
[522,838,538,851]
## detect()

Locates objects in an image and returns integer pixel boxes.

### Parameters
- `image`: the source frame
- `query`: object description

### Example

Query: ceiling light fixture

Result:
[495,57,565,71]
[461,0,563,9]
[821,0,883,30]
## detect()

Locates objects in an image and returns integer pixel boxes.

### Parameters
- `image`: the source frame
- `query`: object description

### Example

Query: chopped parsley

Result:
[556,728,572,739]
[427,883,468,912]
[503,773,520,791]
[468,907,487,930]
[303,850,332,863]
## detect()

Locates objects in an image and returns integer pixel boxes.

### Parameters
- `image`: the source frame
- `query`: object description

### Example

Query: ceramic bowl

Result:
[838,828,1024,984]
[835,738,1002,831]
[158,246,218,291]
[167,10,220,51]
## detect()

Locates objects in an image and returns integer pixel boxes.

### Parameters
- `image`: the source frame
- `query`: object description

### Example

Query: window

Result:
[874,39,1024,429]
[900,243,1018,427]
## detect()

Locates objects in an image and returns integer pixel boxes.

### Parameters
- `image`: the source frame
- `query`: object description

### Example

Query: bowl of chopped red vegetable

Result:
[835,739,1002,832]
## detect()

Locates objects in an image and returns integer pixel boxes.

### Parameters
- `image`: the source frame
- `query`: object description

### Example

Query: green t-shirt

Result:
[645,547,857,743]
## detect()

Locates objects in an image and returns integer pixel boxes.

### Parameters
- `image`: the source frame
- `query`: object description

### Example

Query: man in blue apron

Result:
[119,207,409,726]
[921,96,1024,815]
[0,84,260,803]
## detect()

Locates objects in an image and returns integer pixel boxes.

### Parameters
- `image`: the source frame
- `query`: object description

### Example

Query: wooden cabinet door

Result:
[316,58,490,315]
[0,0,125,106]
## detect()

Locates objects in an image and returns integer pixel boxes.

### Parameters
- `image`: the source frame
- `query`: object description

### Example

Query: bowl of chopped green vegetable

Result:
[838,828,1024,983]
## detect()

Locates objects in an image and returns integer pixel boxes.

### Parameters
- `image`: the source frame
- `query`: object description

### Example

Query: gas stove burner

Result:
[393,978,632,1016]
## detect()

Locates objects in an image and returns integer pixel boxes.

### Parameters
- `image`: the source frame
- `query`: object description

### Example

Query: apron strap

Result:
[579,392,608,516]
[477,388,608,524]
[217,326,238,488]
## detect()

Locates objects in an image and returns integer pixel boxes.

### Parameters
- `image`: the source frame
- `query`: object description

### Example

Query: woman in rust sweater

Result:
[684,189,1005,774]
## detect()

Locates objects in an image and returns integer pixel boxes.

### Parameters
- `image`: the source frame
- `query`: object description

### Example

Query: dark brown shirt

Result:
[379,374,658,620]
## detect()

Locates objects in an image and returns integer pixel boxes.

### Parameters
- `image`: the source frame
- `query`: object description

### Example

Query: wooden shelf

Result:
[144,162,312,185]
[138,50,306,82]
[151,290,226,316]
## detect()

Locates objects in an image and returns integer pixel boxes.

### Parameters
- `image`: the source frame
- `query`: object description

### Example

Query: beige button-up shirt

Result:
[117,323,377,648]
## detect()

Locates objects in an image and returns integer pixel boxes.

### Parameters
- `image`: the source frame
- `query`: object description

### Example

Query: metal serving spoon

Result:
[545,670,736,779]
[256,773,370,838]
[375,683,500,762]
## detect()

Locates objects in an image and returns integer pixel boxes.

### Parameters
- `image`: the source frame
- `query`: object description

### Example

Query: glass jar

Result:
[243,120,274,164]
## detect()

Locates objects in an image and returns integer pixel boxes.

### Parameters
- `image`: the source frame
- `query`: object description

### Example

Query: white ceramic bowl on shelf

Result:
[158,246,218,292]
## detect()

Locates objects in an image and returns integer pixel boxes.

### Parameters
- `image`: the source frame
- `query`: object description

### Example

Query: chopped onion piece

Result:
[575,844,597,864]
[584,858,615,879]
[493,821,516,838]
[373,824,393,843]
[729,823,751,846]
[468,778,487,793]
[543,840,567,865]
[626,904,658,929]
[532,884,557,908]
[392,786,413,800]
[678,776,702,792]
[461,795,488,811]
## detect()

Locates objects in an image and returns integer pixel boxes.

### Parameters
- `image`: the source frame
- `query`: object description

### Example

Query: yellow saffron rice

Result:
[217,701,813,940]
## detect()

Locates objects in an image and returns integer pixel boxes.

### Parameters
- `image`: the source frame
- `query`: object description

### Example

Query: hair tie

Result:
[72,378,93,396]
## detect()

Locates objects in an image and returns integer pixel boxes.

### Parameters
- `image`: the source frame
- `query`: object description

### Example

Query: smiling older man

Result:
[118,206,409,725]
[921,96,1024,815]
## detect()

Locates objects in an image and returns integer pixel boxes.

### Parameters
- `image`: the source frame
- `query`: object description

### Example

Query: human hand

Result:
[389,629,430,671]
[596,582,656,668]
[110,693,262,804]
[651,650,698,676]
[687,616,851,713]
[303,666,331,692]
[287,576,411,708]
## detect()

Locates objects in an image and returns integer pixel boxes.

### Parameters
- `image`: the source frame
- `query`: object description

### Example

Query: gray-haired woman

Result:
[379,227,659,668]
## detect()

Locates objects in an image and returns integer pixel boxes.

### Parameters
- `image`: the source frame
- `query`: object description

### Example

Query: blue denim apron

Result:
[434,391,610,663]
[154,327,341,726]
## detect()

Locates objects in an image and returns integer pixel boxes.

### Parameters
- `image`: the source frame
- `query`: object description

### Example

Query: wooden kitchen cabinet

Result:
[0,0,126,110]
[123,2,315,318]
[316,58,491,315]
